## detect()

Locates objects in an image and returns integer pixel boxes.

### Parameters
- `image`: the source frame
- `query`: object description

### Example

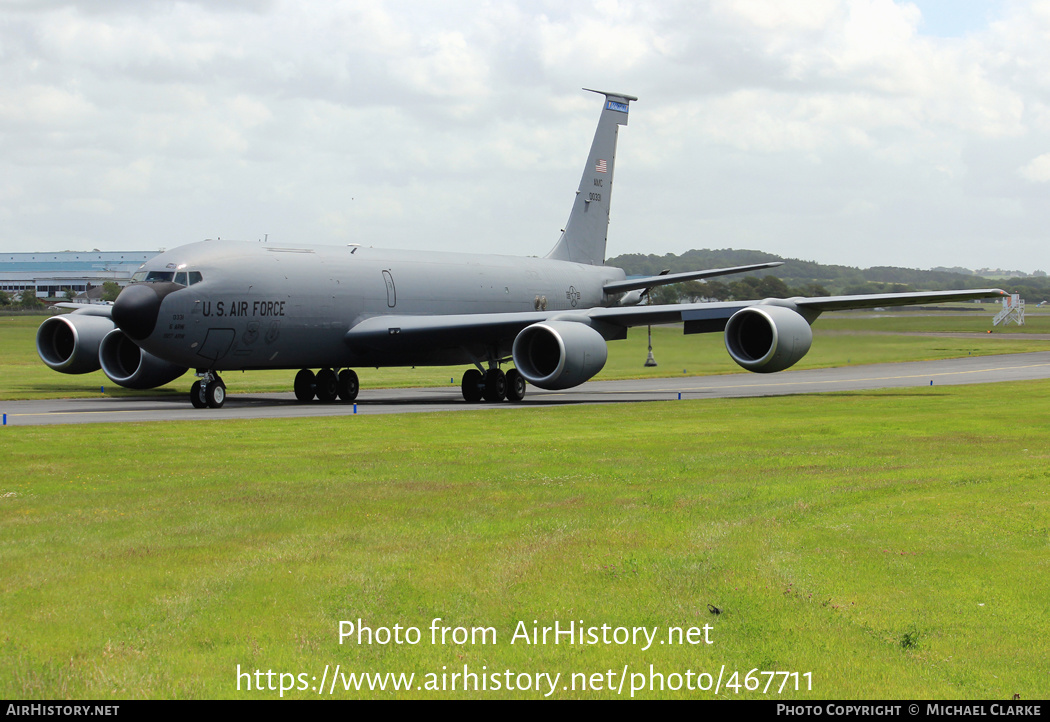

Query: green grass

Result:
[2,381,1048,698]
[5,310,1050,400]
[816,309,1050,334]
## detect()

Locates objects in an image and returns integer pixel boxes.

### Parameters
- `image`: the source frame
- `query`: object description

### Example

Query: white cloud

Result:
[0,0,1048,270]
[711,0,842,32]
[1019,152,1050,181]
[0,85,97,128]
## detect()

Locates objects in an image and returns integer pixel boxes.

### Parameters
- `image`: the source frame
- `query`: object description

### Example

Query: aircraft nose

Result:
[112,283,167,340]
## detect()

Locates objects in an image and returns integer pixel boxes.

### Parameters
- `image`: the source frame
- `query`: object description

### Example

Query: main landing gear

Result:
[293,368,360,403]
[461,367,526,403]
[190,370,226,408]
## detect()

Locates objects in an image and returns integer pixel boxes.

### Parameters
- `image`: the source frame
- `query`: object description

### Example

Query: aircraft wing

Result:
[345,304,760,351]
[602,262,783,294]
[346,311,559,350]
[52,303,114,318]
[345,287,1007,351]
[589,287,1007,332]
[792,289,1009,313]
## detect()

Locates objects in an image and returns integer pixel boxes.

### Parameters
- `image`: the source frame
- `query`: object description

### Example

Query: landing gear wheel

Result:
[294,368,315,402]
[505,368,526,402]
[483,369,507,402]
[190,380,206,408]
[461,369,484,403]
[315,368,338,403]
[338,369,359,402]
[205,380,226,408]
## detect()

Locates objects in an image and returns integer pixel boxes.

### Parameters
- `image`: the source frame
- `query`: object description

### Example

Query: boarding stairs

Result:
[993,294,1025,326]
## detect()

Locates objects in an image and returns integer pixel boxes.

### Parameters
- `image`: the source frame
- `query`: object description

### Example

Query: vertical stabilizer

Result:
[546,89,636,266]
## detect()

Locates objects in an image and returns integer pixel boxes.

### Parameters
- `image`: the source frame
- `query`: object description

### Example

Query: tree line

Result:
[0,290,45,310]
[608,249,1049,304]
[0,281,122,310]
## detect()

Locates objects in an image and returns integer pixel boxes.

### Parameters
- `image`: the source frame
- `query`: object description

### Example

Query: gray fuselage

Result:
[133,240,627,371]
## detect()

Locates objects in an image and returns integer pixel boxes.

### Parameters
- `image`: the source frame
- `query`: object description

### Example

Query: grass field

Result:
[4,309,1050,401]
[2,378,1048,699]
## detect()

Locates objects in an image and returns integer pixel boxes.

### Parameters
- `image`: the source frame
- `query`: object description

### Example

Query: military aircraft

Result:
[36,89,1005,408]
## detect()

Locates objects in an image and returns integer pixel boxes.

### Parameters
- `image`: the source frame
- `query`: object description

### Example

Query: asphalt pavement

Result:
[4,351,1050,426]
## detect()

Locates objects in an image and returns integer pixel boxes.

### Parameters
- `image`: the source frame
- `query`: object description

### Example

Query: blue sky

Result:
[906,0,1005,37]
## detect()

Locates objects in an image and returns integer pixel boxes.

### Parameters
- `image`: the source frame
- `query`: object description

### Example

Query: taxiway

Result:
[4,352,1050,426]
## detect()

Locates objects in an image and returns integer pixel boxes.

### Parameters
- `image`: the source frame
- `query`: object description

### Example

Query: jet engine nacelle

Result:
[724,304,813,373]
[99,329,188,390]
[512,320,608,390]
[36,313,115,374]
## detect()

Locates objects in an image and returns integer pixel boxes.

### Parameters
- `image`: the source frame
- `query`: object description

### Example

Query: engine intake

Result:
[512,321,608,390]
[36,313,115,374]
[724,304,813,373]
[99,329,188,389]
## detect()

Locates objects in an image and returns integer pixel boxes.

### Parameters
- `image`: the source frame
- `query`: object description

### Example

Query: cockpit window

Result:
[131,269,202,284]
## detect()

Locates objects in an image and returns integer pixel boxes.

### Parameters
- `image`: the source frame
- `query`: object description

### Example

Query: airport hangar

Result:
[0,251,160,301]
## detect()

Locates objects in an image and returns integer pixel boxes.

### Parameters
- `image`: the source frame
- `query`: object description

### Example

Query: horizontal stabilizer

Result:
[603,262,784,294]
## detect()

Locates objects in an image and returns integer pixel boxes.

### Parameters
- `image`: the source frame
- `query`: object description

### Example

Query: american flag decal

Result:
[595,159,607,173]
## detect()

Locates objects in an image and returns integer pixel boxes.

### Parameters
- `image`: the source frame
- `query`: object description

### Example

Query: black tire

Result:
[461,369,483,402]
[505,368,526,402]
[205,380,226,408]
[190,380,206,408]
[483,369,506,402]
[338,369,359,402]
[315,368,338,403]
[294,368,315,402]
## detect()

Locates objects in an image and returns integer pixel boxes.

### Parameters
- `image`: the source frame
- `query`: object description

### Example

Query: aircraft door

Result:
[197,328,236,362]
[382,270,396,308]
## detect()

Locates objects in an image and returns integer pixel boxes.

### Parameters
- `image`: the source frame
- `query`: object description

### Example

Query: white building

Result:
[0,251,160,299]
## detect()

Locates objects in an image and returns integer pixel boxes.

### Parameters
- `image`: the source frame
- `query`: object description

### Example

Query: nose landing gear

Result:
[190,371,226,408]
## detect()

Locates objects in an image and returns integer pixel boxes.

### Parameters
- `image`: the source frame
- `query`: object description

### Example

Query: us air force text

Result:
[200,300,286,317]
